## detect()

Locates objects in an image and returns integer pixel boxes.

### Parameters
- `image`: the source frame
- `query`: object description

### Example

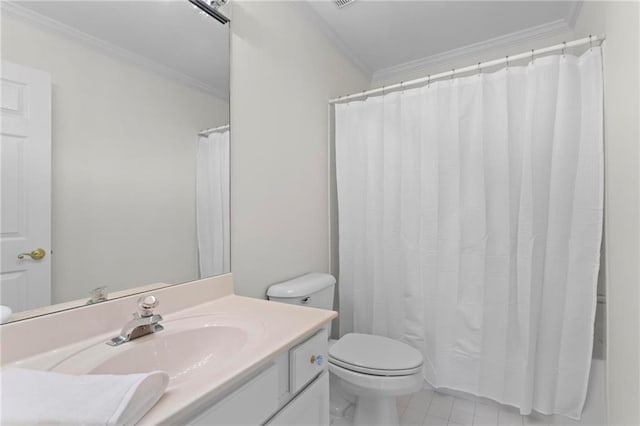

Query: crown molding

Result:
[294,1,373,80]
[1,1,229,100]
[566,0,584,29]
[371,18,572,85]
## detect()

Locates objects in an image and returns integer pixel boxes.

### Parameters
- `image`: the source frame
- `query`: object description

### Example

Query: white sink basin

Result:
[51,315,264,389]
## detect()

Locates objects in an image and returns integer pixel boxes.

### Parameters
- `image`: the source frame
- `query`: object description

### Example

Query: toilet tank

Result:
[266,273,336,310]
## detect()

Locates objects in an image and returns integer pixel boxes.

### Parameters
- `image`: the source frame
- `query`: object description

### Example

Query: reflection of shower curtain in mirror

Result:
[197,130,230,277]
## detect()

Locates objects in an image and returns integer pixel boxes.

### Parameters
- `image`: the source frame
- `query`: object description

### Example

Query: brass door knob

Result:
[17,248,46,260]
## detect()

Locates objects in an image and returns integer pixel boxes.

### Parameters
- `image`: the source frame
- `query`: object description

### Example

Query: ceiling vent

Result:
[335,0,356,8]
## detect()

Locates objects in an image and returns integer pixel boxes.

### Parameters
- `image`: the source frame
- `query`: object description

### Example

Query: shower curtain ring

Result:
[506,55,509,69]
[589,35,593,51]
[451,69,455,81]
[427,75,431,88]
[562,41,567,57]
[477,62,481,76]
[531,49,535,64]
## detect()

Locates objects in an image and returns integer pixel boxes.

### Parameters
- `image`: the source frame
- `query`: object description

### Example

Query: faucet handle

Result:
[138,295,159,316]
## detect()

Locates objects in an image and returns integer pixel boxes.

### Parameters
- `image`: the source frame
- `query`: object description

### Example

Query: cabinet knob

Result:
[310,355,323,366]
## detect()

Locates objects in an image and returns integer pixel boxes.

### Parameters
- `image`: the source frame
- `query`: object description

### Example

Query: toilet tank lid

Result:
[267,273,336,298]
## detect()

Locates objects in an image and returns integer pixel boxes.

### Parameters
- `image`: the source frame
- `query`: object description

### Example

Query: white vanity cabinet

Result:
[186,327,329,426]
[267,372,329,426]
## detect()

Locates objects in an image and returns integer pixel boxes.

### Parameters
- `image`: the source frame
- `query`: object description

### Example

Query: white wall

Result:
[572,2,640,425]
[1,15,229,304]
[229,1,370,300]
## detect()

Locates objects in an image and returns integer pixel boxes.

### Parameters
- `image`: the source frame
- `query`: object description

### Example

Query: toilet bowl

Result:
[328,333,423,426]
[266,273,425,426]
[328,339,356,417]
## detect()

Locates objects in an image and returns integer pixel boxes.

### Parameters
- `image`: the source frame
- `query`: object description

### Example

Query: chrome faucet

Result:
[107,295,164,346]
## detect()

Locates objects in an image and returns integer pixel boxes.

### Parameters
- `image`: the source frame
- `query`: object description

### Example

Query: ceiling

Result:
[305,0,580,80]
[4,1,580,96]
[3,1,229,98]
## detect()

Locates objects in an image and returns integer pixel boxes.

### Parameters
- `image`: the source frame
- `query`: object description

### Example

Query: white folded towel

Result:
[0,305,12,323]
[0,367,169,425]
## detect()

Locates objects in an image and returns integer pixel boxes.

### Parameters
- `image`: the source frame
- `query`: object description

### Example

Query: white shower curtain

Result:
[335,48,603,419]
[197,129,230,278]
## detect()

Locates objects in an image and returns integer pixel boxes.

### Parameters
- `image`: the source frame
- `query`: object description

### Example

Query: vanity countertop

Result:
[5,291,336,425]
[140,294,336,424]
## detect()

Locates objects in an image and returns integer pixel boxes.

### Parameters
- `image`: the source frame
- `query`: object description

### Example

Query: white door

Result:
[0,61,52,313]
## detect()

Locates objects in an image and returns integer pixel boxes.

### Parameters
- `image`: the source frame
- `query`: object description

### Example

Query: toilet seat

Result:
[329,357,422,376]
[329,362,424,396]
[329,333,423,377]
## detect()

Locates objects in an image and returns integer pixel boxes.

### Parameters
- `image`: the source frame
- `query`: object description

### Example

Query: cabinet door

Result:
[188,364,278,425]
[267,372,329,426]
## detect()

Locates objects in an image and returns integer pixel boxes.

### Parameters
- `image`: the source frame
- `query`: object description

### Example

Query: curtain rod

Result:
[198,124,230,137]
[330,35,605,105]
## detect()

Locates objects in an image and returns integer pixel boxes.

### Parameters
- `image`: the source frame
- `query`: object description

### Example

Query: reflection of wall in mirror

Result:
[1,14,229,304]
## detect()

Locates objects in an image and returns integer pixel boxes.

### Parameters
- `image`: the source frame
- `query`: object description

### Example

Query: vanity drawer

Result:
[289,328,328,394]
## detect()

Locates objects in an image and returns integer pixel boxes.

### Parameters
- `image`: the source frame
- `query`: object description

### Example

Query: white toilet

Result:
[267,273,424,426]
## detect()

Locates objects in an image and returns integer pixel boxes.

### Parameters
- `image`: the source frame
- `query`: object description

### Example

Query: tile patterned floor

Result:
[331,388,603,426]
[397,388,600,426]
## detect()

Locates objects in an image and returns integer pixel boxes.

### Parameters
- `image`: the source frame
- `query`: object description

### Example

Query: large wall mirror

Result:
[0,1,230,323]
